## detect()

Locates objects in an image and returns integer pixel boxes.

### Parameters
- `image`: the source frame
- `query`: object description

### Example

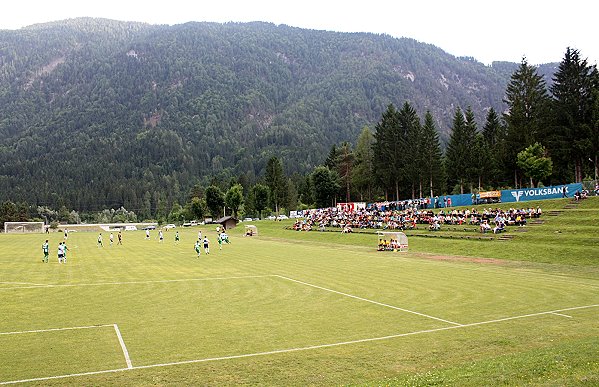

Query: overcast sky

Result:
[1,0,596,66]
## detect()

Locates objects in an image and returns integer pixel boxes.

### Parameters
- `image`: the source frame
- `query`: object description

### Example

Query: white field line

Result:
[550,312,572,318]
[113,324,133,369]
[0,281,48,286]
[275,275,463,326]
[0,275,276,290]
[2,303,597,385]
[0,368,130,385]
[0,324,114,336]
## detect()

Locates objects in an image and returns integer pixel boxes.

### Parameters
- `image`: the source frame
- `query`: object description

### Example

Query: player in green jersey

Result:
[194,240,201,257]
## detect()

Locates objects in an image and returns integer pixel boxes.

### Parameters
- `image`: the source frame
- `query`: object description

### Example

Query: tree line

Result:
[1,46,597,228]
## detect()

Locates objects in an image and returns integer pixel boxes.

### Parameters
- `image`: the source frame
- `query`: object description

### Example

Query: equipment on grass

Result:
[4,222,44,234]
[376,231,408,252]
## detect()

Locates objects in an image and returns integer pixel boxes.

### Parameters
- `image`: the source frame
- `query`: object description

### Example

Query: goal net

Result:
[4,222,45,233]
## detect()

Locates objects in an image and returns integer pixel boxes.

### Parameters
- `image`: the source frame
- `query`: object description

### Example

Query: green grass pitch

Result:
[1,198,598,385]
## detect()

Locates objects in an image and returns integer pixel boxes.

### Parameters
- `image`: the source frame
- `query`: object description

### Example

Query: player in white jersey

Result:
[203,236,210,254]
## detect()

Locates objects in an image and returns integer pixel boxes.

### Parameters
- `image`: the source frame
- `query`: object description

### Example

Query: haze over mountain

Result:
[0,18,557,211]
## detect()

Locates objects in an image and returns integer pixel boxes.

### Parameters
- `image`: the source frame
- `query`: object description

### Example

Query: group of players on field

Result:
[42,227,231,263]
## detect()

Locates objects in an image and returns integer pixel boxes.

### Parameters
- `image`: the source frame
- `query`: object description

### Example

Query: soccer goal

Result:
[376,231,408,252]
[3,222,45,234]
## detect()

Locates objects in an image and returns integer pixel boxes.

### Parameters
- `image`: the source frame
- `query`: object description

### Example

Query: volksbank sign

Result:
[501,183,583,203]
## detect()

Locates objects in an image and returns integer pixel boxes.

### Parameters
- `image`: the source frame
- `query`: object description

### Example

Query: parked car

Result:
[267,215,276,220]
[243,218,253,222]
[277,214,289,220]
[142,225,156,230]
[164,224,176,230]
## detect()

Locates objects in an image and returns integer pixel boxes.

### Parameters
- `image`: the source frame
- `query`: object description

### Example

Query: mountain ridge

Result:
[0,18,557,210]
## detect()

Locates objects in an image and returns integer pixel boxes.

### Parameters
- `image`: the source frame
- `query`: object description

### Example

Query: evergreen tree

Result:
[550,48,598,182]
[324,145,339,170]
[445,107,470,194]
[472,132,492,190]
[503,57,551,186]
[352,126,375,201]
[397,101,422,198]
[250,183,270,219]
[264,157,289,214]
[373,104,402,200]
[189,197,205,220]
[204,185,225,218]
[420,111,444,197]
[336,142,354,202]
[311,166,341,208]
[225,184,244,217]
[464,107,481,191]
[482,108,507,186]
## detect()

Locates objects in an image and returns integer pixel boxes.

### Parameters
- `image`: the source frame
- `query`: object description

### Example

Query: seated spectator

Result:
[493,221,506,234]
[429,220,440,231]
[480,220,492,233]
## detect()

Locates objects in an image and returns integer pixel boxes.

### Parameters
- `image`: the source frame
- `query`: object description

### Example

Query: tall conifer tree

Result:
[550,48,599,182]
[445,107,471,194]
[352,126,375,201]
[373,104,402,200]
[503,57,550,187]
[420,111,444,197]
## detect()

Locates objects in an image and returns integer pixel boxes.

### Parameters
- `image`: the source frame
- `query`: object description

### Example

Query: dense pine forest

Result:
[0,18,597,225]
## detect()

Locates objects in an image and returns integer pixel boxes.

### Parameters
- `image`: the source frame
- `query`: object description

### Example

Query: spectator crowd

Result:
[293,202,542,234]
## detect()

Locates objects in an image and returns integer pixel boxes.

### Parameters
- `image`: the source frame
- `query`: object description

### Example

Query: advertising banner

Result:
[500,183,583,203]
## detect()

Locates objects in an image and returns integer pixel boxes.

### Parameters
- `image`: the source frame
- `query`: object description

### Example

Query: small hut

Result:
[377,231,408,252]
[245,224,258,236]
[214,216,238,231]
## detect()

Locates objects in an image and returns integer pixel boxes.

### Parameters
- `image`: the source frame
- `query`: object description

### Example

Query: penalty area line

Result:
[113,324,133,369]
[275,274,463,326]
[0,324,114,336]
[1,304,597,385]
[0,274,276,290]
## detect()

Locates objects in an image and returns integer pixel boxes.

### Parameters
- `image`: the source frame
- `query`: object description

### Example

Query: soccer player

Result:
[158,230,164,243]
[175,231,180,244]
[217,234,223,250]
[203,236,210,255]
[194,240,201,257]
[64,230,68,240]
[198,230,202,240]
[42,240,49,263]
[145,229,150,240]
[117,231,123,245]
[97,233,103,248]
[62,242,69,263]
[109,232,114,246]
[57,242,64,263]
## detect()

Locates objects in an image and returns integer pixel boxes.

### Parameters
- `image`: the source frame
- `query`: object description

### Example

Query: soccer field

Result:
[1,224,598,385]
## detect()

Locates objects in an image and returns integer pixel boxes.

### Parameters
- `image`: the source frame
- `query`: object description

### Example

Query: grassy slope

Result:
[0,196,597,386]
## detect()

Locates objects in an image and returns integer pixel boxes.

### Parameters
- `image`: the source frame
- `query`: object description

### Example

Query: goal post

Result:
[4,222,45,234]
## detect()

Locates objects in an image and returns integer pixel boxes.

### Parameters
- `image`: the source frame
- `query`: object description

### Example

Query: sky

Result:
[1,0,596,66]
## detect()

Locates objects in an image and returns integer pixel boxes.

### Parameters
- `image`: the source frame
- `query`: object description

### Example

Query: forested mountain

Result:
[0,18,556,212]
